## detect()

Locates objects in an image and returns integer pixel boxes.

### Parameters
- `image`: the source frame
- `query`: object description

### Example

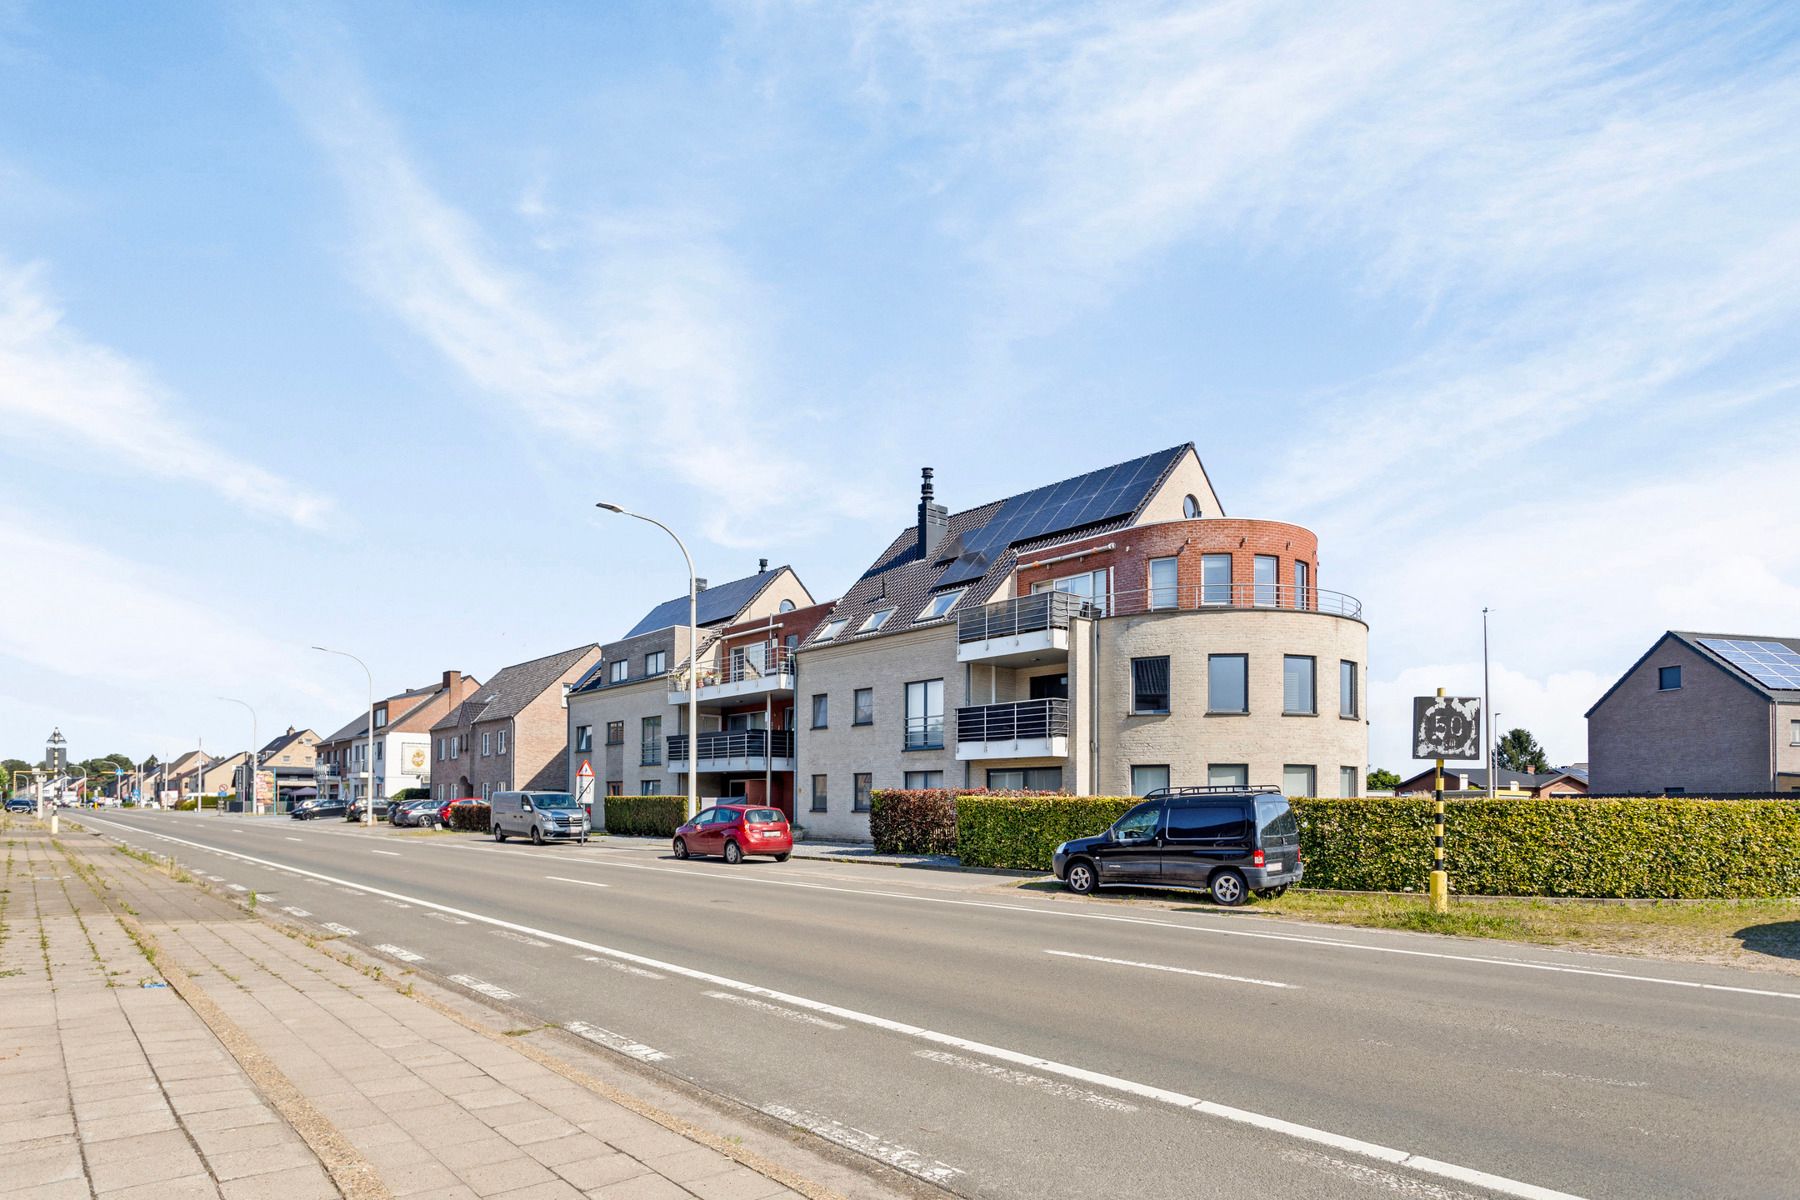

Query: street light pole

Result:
[1482,607,1494,800]
[219,697,259,816]
[596,503,699,822]
[314,646,376,830]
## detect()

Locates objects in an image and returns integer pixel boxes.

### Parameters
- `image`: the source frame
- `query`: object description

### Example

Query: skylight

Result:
[918,589,965,620]
[815,618,849,643]
[861,607,897,632]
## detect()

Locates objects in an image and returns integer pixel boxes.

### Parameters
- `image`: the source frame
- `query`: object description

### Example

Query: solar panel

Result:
[1696,638,1800,690]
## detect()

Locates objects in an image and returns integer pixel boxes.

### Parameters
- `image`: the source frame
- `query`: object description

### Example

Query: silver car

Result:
[489,791,590,845]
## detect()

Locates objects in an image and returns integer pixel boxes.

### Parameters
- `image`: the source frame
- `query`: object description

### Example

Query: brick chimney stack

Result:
[442,669,465,703]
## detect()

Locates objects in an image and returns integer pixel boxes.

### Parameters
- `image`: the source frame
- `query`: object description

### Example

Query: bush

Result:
[957,794,1139,871]
[870,790,960,855]
[392,787,430,802]
[449,802,491,833]
[602,795,688,838]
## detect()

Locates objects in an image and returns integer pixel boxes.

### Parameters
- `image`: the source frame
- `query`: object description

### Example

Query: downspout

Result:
[1089,612,1100,796]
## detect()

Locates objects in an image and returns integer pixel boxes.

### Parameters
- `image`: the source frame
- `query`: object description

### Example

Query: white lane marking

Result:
[1505,1068,1647,1090]
[449,974,517,1001]
[545,875,610,888]
[381,900,413,909]
[579,955,664,980]
[280,907,312,917]
[371,849,401,857]
[374,944,423,963]
[705,991,844,1030]
[1045,949,1294,990]
[565,1021,669,1062]
[204,874,224,882]
[495,930,549,948]
[1281,1148,1481,1200]
[226,884,248,892]
[424,912,470,925]
[915,1049,1136,1112]
[760,1105,962,1185]
[285,837,302,842]
[85,818,1592,1200]
[322,923,358,936]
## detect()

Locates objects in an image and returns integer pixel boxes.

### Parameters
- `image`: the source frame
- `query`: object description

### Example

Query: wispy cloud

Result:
[0,259,335,528]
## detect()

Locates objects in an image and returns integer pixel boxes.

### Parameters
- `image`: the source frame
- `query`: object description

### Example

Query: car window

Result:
[693,808,718,825]
[1113,802,1160,840]
[1166,803,1250,842]
[745,808,782,824]
[1255,799,1300,842]
[534,793,579,809]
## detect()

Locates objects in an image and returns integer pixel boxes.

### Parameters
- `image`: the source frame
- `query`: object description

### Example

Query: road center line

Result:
[371,850,401,857]
[1045,949,1295,989]
[545,875,611,889]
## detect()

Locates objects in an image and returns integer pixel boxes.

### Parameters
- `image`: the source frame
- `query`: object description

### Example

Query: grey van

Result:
[489,790,590,845]
[1051,786,1303,905]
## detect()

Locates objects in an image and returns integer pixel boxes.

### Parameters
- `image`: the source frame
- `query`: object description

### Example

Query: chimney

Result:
[917,467,949,560]
[758,558,769,573]
[695,578,709,592]
[442,669,465,703]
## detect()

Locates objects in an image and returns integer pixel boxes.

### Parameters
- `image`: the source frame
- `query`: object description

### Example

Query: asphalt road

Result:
[80,809,1800,1200]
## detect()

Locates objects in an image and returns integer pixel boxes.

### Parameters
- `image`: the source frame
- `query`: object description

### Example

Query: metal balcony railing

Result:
[676,645,798,691]
[667,729,797,763]
[957,591,1089,643]
[314,764,341,779]
[903,716,945,751]
[956,698,1070,744]
[640,744,663,767]
[1111,581,1363,620]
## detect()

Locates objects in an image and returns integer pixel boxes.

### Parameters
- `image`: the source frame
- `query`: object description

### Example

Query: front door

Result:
[1161,801,1253,888]
[1091,801,1163,885]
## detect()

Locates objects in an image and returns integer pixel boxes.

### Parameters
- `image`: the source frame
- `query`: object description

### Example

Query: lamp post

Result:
[219,697,259,816]
[1482,607,1494,799]
[596,503,699,822]
[314,646,376,829]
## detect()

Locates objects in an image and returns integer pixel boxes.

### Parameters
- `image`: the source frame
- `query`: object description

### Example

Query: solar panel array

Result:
[1696,638,1800,690]
[932,447,1181,589]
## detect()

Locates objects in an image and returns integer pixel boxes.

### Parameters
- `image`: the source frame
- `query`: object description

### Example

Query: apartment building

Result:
[313,670,478,803]
[229,727,320,812]
[795,446,1370,840]
[566,563,819,813]
[430,644,601,802]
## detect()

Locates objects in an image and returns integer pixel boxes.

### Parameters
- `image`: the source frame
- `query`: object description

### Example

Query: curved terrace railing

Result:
[960,583,1363,639]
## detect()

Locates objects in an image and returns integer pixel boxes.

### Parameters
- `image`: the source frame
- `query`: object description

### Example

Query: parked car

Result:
[5,797,35,813]
[443,797,486,831]
[672,805,792,864]
[345,797,392,822]
[489,791,589,845]
[391,797,441,828]
[291,798,347,820]
[1052,786,1302,905]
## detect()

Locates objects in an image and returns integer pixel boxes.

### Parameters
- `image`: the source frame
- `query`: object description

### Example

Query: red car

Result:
[673,804,792,864]
[441,796,482,827]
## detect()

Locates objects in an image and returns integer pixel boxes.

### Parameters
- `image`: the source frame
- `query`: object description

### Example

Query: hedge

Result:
[955,793,1800,898]
[602,795,688,838]
[871,789,1063,856]
[449,802,491,832]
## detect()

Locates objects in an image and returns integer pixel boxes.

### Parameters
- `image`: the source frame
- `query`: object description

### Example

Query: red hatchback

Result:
[673,804,793,864]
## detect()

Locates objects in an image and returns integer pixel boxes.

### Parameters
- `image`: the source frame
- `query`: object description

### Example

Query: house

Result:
[155,750,209,801]
[313,671,479,803]
[195,752,248,798]
[430,644,601,802]
[795,445,1371,840]
[1587,631,1800,795]
[230,727,321,812]
[565,563,820,813]
[1394,766,1589,797]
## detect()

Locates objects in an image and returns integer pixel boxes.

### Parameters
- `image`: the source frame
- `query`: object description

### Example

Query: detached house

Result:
[314,670,479,804]
[431,644,601,802]
[230,727,320,812]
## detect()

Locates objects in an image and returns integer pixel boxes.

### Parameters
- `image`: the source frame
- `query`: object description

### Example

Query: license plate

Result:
[1266,861,1282,872]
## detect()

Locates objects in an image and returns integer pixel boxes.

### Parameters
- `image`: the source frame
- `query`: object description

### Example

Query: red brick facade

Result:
[1015,518,1321,612]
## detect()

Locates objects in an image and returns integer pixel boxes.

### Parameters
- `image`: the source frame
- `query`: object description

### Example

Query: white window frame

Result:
[497,729,507,755]
[861,607,897,632]
[917,589,965,621]
[609,660,628,684]
[1148,556,1178,610]
[481,732,491,757]
[815,618,848,643]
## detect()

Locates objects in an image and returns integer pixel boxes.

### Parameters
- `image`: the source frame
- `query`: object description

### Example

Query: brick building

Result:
[430,644,601,802]
[314,671,479,804]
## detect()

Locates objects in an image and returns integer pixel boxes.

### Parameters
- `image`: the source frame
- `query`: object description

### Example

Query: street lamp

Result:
[313,646,376,829]
[596,502,699,822]
[103,765,127,805]
[219,697,259,816]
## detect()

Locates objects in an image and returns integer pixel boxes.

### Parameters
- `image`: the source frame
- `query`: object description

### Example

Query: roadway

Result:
[80,809,1800,1200]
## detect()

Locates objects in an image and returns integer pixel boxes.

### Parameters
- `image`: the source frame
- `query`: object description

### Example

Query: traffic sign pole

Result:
[1430,687,1450,913]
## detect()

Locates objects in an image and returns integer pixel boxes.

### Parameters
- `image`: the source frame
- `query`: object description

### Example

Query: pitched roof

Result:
[320,682,441,744]
[432,644,599,733]
[1397,766,1581,791]
[259,728,316,757]
[622,568,787,639]
[1585,630,1800,717]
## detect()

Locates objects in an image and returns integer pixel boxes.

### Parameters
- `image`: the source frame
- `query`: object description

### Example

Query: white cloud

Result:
[0,259,335,528]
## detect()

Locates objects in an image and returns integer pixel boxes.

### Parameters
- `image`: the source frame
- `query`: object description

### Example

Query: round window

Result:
[778,599,796,613]
[1182,494,1202,519]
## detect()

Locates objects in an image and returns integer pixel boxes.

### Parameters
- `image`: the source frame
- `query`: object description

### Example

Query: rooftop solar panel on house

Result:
[1697,637,1800,689]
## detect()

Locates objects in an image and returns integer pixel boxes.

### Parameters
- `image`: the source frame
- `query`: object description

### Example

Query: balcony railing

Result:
[667,729,797,764]
[903,716,945,751]
[958,591,1089,644]
[314,764,340,779]
[641,744,663,767]
[1111,582,1363,620]
[673,645,798,691]
[956,698,1070,744]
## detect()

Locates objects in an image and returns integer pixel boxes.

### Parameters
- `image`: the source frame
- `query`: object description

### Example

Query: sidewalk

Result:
[0,819,850,1200]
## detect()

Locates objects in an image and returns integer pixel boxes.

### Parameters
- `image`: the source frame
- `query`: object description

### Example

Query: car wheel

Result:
[672,837,689,860]
[773,852,790,863]
[1064,859,1098,895]
[1254,885,1289,900]
[493,824,506,843]
[1210,868,1248,907]
[531,825,544,846]
[723,840,744,865]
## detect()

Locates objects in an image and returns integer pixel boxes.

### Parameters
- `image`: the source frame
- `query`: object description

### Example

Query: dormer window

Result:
[861,607,897,632]
[918,589,964,621]
[373,708,388,728]
[609,660,628,684]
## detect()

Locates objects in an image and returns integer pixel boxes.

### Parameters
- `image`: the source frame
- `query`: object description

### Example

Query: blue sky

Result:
[4,1,1799,773]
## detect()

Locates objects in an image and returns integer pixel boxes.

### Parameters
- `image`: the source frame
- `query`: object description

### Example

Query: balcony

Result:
[314,764,340,779]
[669,646,797,706]
[667,729,797,774]
[955,698,1070,761]
[957,592,1088,666]
[1111,582,1364,620]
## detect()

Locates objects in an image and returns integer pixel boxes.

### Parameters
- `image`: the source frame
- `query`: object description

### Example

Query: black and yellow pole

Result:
[1429,685,1449,913]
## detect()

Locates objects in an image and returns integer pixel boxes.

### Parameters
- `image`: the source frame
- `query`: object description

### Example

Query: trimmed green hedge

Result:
[957,794,1138,872]
[449,802,491,832]
[874,788,1067,856]
[602,795,688,838]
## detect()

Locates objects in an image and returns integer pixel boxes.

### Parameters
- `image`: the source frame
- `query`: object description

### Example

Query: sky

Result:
[4,1,1800,776]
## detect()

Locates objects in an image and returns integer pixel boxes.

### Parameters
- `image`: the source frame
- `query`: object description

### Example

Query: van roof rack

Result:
[1143,785,1283,798]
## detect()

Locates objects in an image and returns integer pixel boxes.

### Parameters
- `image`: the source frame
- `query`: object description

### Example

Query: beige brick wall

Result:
[1136,451,1223,522]
[1589,637,1775,793]
[567,677,683,802]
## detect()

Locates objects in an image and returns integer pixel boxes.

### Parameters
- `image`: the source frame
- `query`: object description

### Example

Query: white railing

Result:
[1108,582,1362,620]
[671,645,797,691]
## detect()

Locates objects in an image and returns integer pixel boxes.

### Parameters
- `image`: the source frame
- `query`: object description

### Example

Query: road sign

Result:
[575,759,594,780]
[217,786,228,798]
[1413,695,1481,760]
[575,758,594,813]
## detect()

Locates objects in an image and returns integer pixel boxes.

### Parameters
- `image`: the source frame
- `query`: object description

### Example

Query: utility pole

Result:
[1482,608,1494,799]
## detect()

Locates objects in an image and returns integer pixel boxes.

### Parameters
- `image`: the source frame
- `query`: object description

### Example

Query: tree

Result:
[1,759,29,798]
[1365,768,1402,791]
[1494,727,1550,773]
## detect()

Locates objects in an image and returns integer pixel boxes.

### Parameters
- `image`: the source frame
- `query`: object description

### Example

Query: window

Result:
[1148,556,1178,610]
[904,771,943,789]
[645,650,667,675]
[1201,553,1232,605]
[1254,555,1279,606]
[1658,665,1681,690]
[437,738,446,762]
[1208,763,1248,788]
[853,688,874,726]
[1113,802,1160,840]
[918,589,965,620]
[904,679,944,749]
[1183,493,1202,519]
[575,725,593,752]
[988,767,1064,791]
[605,780,622,796]
[1295,561,1311,609]
[641,779,661,795]
[1792,719,1800,746]
[811,693,829,729]
[481,782,490,800]
[1039,568,1110,616]
[1167,803,1250,842]
[605,721,623,746]
[497,729,507,755]
[811,774,828,812]
[609,660,627,684]
[375,741,382,762]
[641,716,661,766]
[1283,655,1316,715]
[815,618,848,643]
[778,598,796,613]
[862,607,897,632]
[1208,654,1248,713]
[481,732,492,757]
[1340,661,1359,718]
[1130,765,1170,796]
[854,773,872,812]
[451,736,460,758]
[1283,765,1316,796]
[374,708,387,728]
[1131,656,1171,714]
[1340,766,1360,797]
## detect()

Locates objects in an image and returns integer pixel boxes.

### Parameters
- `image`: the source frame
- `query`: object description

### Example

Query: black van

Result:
[1051,786,1303,905]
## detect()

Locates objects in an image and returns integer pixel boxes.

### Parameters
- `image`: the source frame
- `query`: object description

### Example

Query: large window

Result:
[1295,560,1311,609]
[988,767,1063,791]
[1658,665,1682,691]
[1792,719,1800,746]
[853,773,872,813]
[1148,556,1178,610]
[1130,765,1170,796]
[1340,766,1360,797]
[1131,656,1171,714]
[1034,568,1110,616]
[811,775,828,812]
[904,771,943,789]
[1254,555,1279,606]
[811,693,829,729]
[645,650,667,675]
[1208,654,1248,713]
[608,660,627,684]
[1201,554,1232,605]
[1283,655,1317,715]
[1208,763,1248,788]
[1283,764,1316,796]
[641,716,662,766]
[904,679,944,749]
[853,688,874,726]
[1340,660,1359,718]
[1166,804,1250,842]
[605,721,623,746]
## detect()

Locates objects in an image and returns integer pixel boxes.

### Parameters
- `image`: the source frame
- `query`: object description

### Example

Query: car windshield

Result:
[532,793,580,810]
[745,809,783,824]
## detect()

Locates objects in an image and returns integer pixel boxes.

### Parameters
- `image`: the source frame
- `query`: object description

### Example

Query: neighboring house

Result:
[313,671,479,803]
[230,727,321,812]
[1587,631,1800,795]
[795,445,1371,841]
[566,563,819,813]
[158,750,209,800]
[1394,766,1589,797]
[430,644,602,802]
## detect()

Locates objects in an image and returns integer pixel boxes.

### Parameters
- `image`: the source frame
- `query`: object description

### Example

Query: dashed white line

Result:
[322,923,358,936]
[226,884,247,892]
[449,974,517,1001]
[424,912,470,926]
[565,1021,669,1062]
[579,955,664,980]
[381,899,413,909]
[915,1049,1137,1112]
[285,837,302,842]
[495,930,549,948]
[371,850,401,857]
[545,875,610,889]
[760,1105,962,1185]
[1045,949,1294,990]
[705,991,844,1030]
[374,944,424,963]
[280,907,312,917]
